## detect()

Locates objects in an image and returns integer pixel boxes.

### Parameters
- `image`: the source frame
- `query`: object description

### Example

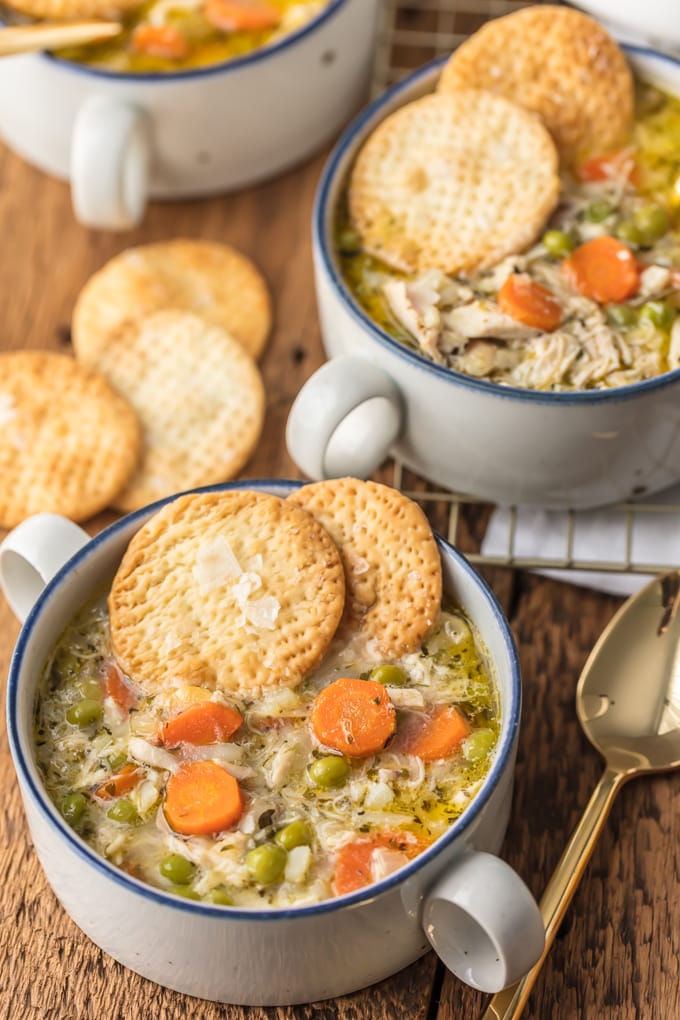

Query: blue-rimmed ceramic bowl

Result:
[286,46,680,509]
[0,0,380,228]
[1,480,543,1004]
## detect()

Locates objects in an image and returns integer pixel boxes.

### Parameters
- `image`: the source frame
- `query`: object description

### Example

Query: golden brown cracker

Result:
[109,490,346,697]
[349,90,559,275]
[73,239,272,364]
[83,309,265,512]
[288,478,442,657]
[0,350,140,528]
[437,5,634,163]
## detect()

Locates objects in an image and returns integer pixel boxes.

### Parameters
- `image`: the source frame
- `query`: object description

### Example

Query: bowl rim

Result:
[6,478,521,920]
[30,0,348,83]
[313,43,680,407]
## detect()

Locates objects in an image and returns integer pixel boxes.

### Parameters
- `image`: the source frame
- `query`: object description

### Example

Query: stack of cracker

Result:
[0,239,271,530]
[348,4,634,277]
[109,479,443,697]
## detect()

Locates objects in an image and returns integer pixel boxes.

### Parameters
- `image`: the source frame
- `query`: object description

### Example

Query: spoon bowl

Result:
[483,570,680,1019]
[578,571,680,772]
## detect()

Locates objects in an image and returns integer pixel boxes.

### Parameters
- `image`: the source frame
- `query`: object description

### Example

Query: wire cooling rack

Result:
[366,1,680,579]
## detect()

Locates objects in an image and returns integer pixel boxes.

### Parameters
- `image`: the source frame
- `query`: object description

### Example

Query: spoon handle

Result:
[480,765,627,1020]
[0,21,121,57]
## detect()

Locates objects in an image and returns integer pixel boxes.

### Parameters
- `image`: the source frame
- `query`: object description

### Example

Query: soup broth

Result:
[35,591,499,907]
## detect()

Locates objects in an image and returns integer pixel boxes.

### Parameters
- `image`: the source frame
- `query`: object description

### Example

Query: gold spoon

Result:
[481,570,680,1020]
[0,19,120,56]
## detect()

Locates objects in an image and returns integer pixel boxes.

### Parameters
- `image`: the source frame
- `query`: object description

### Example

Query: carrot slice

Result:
[562,236,640,304]
[310,677,396,758]
[497,273,563,331]
[164,760,243,836]
[399,705,470,762]
[103,663,138,716]
[131,24,189,59]
[158,702,242,748]
[576,151,633,183]
[94,764,142,801]
[204,0,281,32]
[333,831,426,896]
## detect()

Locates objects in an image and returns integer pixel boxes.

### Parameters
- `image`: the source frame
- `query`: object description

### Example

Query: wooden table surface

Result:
[1,84,679,1020]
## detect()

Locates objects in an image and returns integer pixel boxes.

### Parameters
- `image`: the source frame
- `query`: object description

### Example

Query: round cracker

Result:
[73,239,272,363]
[437,5,633,164]
[109,490,346,697]
[82,309,265,513]
[287,478,442,658]
[5,0,140,18]
[0,350,140,528]
[349,90,559,275]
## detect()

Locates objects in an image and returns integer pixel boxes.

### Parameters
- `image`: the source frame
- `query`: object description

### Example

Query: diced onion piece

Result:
[363,781,394,809]
[128,737,179,774]
[386,687,424,709]
[370,847,410,882]
[284,845,312,883]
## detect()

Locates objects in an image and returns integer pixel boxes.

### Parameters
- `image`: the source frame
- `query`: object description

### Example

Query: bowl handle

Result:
[71,96,150,230]
[421,850,545,993]
[285,356,403,480]
[0,514,90,623]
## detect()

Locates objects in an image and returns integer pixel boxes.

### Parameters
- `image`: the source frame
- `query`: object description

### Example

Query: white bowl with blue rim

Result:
[286,45,680,510]
[0,0,380,229]
[1,480,543,1004]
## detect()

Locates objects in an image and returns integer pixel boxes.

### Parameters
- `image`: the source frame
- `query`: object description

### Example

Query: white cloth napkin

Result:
[481,482,680,595]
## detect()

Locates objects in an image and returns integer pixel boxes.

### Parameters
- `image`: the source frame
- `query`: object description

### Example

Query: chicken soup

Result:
[337,81,680,392]
[57,0,329,73]
[35,593,499,906]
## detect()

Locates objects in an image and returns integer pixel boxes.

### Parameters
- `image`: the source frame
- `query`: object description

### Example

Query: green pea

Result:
[275,819,313,851]
[369,664,408,687]
[584,200,614,224]
[541,229,574,258]
[54,651,80,680]
[639,300,676,329]
[205,887,234,906]
[60,792,87,827]
[633,204,669,245]
[169,885,200,900]
[107,798,139,825]
[66,698,102,727]
[159,853,196,885]
[76,677,103,701]
[245,843,287,885]
[615,220,642,247]
[337,227,362,255]
[308,755,350,789]
[463,728,496,762]
[607,304,638,328]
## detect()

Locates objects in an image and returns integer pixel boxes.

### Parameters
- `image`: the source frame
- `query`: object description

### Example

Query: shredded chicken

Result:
[443,300,541,341]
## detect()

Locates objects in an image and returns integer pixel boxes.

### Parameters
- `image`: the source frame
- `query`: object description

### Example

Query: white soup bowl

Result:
[0,0,379,229]
[286,46,680,510]
[1,480,543,1005]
